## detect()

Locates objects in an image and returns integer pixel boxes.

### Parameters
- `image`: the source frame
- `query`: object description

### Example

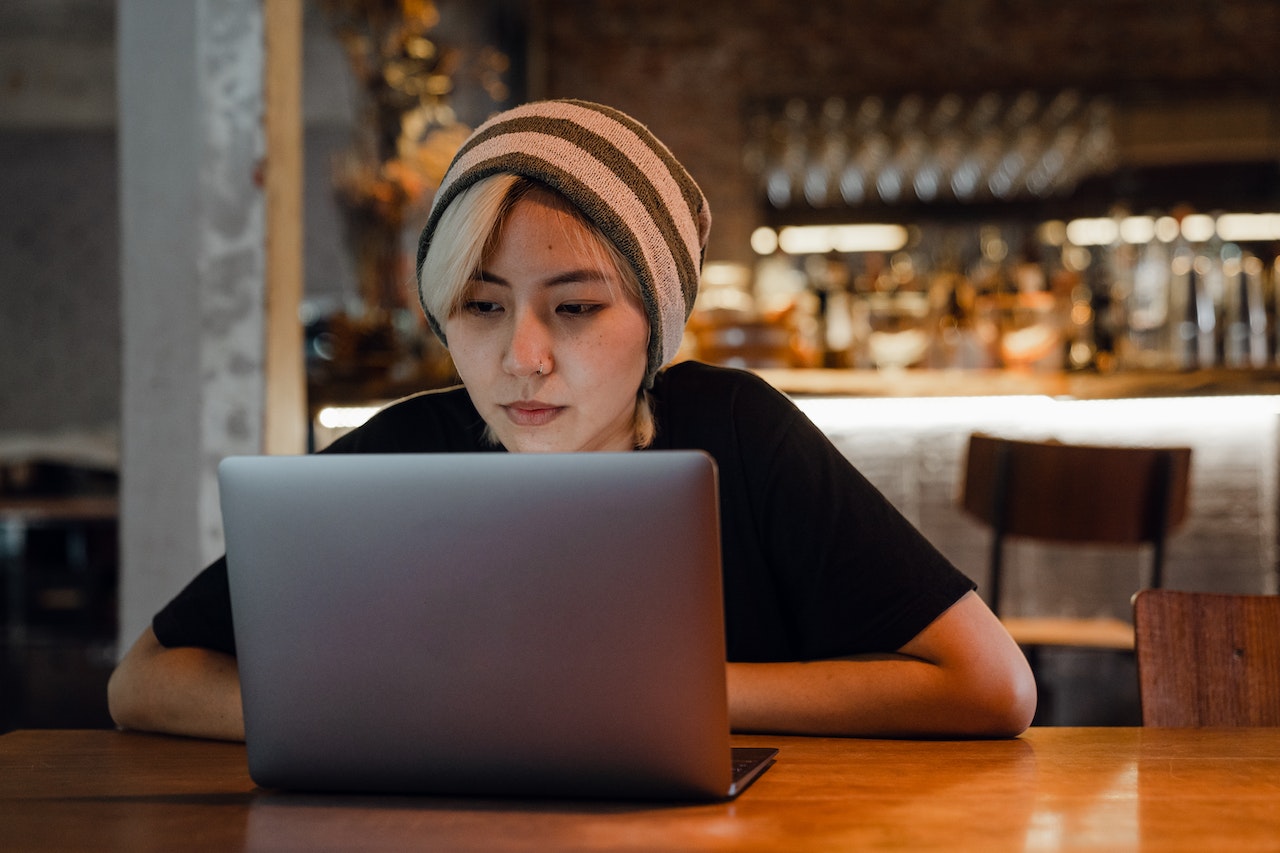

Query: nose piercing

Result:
[535,362,544,376]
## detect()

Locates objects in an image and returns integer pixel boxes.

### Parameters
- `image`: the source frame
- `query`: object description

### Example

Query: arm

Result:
[107,626,245,741]
[726,591,1036,738]
[103,396,468,742]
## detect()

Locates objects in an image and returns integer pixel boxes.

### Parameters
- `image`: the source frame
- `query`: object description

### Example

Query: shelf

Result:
[0,496,119,523]
[752,367,1280,399]
[308,366,1280,412]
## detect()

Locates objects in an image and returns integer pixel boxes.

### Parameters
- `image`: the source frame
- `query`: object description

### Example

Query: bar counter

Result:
[754,366,1280,399]
[3,728,1278,850]
[311,366,1280,695]
[756,367,1280,631]
[313,367,1280,410]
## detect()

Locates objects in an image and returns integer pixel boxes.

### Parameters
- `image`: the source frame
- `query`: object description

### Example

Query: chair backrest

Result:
[960,433,1192,615]
[1134,589,1280,726]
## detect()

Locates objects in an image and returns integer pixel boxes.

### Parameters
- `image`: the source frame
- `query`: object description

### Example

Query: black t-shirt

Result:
[153,361,975,662]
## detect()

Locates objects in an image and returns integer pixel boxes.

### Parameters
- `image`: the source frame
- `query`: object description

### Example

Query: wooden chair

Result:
[960,433,1193,652]
[1134,589,1280,726]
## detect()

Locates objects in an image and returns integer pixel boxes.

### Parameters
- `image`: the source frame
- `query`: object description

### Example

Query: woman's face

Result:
[443,190,650,453]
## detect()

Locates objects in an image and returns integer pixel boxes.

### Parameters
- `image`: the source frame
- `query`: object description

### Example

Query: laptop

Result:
[219,450,776,801]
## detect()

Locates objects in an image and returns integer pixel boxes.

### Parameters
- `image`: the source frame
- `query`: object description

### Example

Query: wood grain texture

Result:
[4,728,1280,851]
[1135,589,1280,726]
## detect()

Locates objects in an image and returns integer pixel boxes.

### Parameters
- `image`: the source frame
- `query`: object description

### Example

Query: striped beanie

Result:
[415,99,712,387]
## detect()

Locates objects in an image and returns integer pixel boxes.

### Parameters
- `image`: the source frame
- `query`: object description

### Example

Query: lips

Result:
[501,400,564,427]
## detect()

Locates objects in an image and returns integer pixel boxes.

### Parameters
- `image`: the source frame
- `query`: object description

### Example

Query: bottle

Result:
[1193,253,1220,368]
[1169,238,1200,370]
[928,269,986,368]
[1222,245,1268,368]
[1173,250,1218,370]
[1065,259,1103,372]
[1126,239,1172,369]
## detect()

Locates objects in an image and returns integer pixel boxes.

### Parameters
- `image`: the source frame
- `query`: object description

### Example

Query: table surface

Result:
[3,727,1278,851]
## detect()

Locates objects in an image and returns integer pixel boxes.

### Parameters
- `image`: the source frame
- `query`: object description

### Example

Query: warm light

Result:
[981,227,1009,262]
[1216,213,1280,243]
[794,394,1280,434]
[776,223,910,255]
[795,396,1058,431]
[1154,216,1180,242]
[1063,216,1163,246]
[1065,217,1118,246]
[1037,220,1067,247]
[1061,212,1280,246]
[317,406,381,429]
[1180,214,1216,243]
[750,226,779,255]
[1118,216,1156,244]
[1070,300,1093,326]
[702,262,751,289]
[1061,245,1092,272]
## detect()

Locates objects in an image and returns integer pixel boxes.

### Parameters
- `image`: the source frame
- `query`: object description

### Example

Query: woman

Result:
[109,100,1035,741]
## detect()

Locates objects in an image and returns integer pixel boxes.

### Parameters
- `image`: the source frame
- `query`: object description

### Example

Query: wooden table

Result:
[3,728,1278,851]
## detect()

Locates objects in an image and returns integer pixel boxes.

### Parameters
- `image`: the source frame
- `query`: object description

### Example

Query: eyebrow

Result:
[470,268,613,287]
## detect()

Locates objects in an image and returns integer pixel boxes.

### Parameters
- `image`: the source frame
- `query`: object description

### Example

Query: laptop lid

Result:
[220,450,765,800]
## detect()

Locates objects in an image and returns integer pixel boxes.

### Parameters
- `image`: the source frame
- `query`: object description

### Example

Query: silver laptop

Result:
[219,450,775,800]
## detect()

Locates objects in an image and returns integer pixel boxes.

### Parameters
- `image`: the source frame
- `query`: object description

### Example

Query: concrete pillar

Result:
[116,0,303,649]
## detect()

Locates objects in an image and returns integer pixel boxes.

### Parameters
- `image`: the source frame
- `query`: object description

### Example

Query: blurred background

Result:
[2,0,1277,731]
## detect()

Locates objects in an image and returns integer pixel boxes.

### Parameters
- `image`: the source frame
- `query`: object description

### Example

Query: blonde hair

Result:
[418,174,657,448]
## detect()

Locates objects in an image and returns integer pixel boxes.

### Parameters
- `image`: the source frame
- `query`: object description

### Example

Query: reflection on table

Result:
[3,728,1278,850]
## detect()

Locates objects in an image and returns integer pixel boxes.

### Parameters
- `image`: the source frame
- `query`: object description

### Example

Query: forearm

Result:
[728,655,1021,738]
[727,592,1037,739]
[107,627,245,742]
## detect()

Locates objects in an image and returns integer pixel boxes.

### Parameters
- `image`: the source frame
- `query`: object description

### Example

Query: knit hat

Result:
[415,99,712,387]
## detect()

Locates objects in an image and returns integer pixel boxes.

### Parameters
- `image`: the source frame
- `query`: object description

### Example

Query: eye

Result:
[558,302,603,317]
[462,299,503,316]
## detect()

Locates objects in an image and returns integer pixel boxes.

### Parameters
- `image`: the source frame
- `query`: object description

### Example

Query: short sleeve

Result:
[752,391,976,656]
[152,557,236,655]
[652,362,975,661]
[148,385,487,655]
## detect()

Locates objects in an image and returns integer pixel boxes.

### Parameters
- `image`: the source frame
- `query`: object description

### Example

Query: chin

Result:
[495,432,572,454]
[510,443,565,454]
